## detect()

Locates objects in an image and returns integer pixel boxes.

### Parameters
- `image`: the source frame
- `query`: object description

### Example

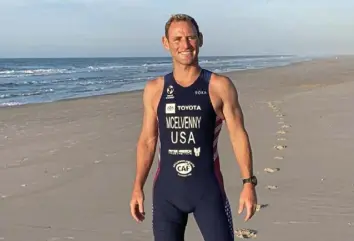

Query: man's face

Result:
[163,21,203,66]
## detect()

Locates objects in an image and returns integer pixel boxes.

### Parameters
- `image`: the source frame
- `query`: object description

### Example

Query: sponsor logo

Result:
[165,103,176,114]
[195,90,207,95]
[168,147,201,157]
[173,160,195,177]
[177,105,201,111]
[166,85,174,99]
[193,147,201,157]
[168,149,193,155]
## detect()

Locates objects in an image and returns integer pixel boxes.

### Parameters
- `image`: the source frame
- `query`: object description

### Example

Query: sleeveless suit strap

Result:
[201,69,212,83]
[164,72,174,85]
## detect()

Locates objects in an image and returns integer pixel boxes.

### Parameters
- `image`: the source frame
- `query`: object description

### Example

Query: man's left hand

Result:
[238,184,257,221]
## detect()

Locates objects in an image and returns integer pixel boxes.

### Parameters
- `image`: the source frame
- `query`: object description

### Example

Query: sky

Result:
[0,0,353,58]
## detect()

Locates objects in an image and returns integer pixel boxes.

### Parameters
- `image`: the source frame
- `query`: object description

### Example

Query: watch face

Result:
[243,176,257,186]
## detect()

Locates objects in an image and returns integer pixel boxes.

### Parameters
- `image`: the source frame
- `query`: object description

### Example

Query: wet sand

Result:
[1,56,354,240]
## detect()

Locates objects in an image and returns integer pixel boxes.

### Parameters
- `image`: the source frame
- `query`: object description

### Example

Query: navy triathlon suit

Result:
[152,69,234,241]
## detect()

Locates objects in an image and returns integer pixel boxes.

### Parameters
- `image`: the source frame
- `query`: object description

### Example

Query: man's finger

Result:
[238,199,245,214]
[135,205,145,222]
[137,199,145,222]
[130,201,139,222]
[244,203,251,221]
[138,198,145,215]
[244,202,256,221]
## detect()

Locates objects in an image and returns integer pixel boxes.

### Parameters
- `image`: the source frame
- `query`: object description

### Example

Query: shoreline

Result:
[0,55,321,110]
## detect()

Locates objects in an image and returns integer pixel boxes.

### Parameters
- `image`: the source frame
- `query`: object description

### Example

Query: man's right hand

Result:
[130,188,145,222]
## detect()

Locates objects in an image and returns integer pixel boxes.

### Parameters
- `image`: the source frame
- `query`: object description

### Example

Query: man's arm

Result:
[214,75,257,221]
[216,76,253,180]
[133,79,159,191]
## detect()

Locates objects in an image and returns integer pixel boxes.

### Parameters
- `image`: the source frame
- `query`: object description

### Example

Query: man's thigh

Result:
[152,195,188,241]
[193,191,234,241]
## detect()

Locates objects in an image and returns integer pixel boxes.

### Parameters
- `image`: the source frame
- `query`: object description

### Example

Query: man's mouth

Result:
[179,51,193,56]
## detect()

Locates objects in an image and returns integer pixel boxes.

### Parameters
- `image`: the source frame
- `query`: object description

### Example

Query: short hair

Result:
[164,14,200,38]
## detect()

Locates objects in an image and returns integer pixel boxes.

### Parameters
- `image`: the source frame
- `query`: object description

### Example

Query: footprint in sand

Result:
[104,153,118,157]
[264,167,280,173]
[281,124,291,129]
[278,121,285,124]
[235,228,257,239]
[267,102,280,112]
[18,157,29,163]
[267,101,275,107]
[48,149,59,154]
[274,145,287,150]
[266,185,278,190]
[277,130,287,135]
[256,204,269,211]
[276,114,285,117]
[277,137,286,141]
[274,156,284,160]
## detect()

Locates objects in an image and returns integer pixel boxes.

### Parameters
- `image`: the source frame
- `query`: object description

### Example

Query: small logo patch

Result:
[165,103,176,114]
[168,149,193,155]
[166,85,174,99]
[173,160,195,177]
[193,147,201,157]
[195,90,207,95]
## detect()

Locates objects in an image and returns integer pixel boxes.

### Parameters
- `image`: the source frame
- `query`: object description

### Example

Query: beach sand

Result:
[1,56,354,240]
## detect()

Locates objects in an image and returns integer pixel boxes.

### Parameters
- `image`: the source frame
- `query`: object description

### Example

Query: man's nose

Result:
[180,38,192,49]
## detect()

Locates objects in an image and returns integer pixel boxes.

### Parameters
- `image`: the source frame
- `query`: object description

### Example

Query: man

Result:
[130,14,257,241]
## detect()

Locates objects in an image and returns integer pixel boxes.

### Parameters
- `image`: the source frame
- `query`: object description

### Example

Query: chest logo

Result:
[166,85,174,99]
[177,105,201,111]
[193,147,201,157]
[173,160,195,177]
[195,90,207,95]
[165,103,176,114]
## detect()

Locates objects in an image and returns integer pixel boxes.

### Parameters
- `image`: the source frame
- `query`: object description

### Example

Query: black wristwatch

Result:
[242,175,257,186]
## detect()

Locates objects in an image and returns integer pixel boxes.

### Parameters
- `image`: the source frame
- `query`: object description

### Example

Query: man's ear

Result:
[162,36,170,51]
[198,32,203,47]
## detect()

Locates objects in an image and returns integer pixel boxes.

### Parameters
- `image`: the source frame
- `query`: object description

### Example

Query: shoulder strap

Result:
[163,72,174,85]
[202,68,212,83]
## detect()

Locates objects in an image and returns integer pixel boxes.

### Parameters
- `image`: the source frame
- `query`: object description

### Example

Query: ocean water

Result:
[0,55,312,107]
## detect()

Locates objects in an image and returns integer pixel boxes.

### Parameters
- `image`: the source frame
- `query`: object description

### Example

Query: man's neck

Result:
[172,63,201,87]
